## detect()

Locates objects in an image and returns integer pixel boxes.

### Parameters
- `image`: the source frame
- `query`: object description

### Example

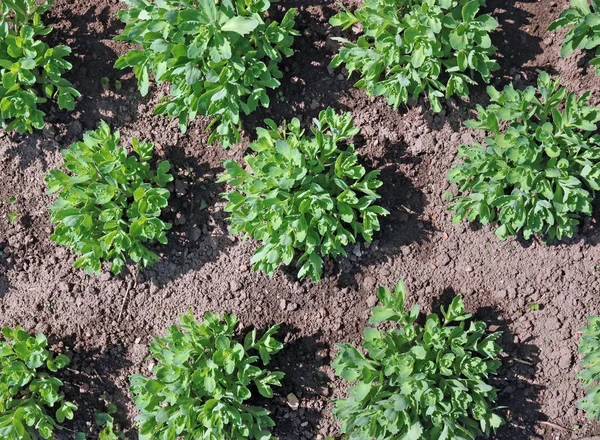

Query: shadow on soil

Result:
[0,240,9,298]
[433,290,543,440]
[57,341,134,439]
[241,0,345,137]
[333,138,430,289]
[142,153,233,288]
[46,6,141,131]
[487,0,543,72]
[478,306,543,440]
[266,326,331,440]
[2,133,64,172]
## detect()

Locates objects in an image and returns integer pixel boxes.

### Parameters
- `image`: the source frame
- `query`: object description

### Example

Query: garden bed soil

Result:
[1,0,600,439]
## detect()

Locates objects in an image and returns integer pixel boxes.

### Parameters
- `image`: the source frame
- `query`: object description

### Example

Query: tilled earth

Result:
[1,0,600,439]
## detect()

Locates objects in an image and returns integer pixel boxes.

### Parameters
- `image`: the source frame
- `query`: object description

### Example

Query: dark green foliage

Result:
[332,280,503,439]
[0,328,77,439]
[129,311,284,439]
[0,0,80,133]
[329,0,498,112]
[45,121,173,275]
[219,108,389,281]
[114,0,298,147]
[448,72,600,240]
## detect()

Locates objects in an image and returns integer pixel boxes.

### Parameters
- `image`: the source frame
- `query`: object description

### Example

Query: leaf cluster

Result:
[448,72,600,240]
[577,315,600,420]
[219,108,389,281]
[129,311,284,440]
[0,0,80,133]
[114,0,298,147]
[45,121,173,275]
[332,280,503,440]
[0,327,77,439]
[329,0,498,112]
[549,0,600,75]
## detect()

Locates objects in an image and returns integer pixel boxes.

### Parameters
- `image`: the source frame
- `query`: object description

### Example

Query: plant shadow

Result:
[54,340,134,439]
[487,0,543,72]
[432,290,543,440]
[0,240,10,298]
[2,134,62,172]
[141,152,234,288]
[260,325,331,440]
[241,0,346,136]
[45,4,141,131]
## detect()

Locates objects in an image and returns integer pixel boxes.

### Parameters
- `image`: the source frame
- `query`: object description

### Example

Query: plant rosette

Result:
[114,0,298,148]
[0,327,77,439]
[448,71,600,240]
[219,107,389,282]
[45,121,173,275]
[329,0,498,112]
[332,280,503,439]
[129,311,284,439]
[0,0,80,133]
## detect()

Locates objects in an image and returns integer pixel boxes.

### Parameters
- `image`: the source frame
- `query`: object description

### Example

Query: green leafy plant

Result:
[0,0,80,133]
[95,404,124,440]
[129,311,284,440]
[577,316,600,420]
[447,72,600,240]
[329,0,498,112]
[219,108,389,281]
[114,0,298,148]
[332,280,503,439]
[0,327,77,439]
[45,121,173,275]
[549,0,600,75]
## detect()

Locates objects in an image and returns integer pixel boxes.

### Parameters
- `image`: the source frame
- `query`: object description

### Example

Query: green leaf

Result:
[222,17,260,36]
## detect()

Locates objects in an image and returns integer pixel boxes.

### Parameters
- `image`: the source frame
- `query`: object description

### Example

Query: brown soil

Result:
[1,0,600,439]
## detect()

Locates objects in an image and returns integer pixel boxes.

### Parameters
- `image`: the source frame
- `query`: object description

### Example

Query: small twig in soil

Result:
[400,204,418,215]
[512,357,534,366]
[61,427,78,433]
[118,277,136,321]
[93,369,105,384]
[539,421,572,432]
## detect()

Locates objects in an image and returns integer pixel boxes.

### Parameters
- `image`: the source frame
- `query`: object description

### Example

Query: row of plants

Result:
[2,0,596,140]
[1,0,597,140]
[3,0,600,280]
[3,281,600,439]
[41,69,600,281]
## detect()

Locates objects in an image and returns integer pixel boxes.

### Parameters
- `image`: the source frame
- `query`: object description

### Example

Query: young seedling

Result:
[0,327,77,439]
[549,0,600,74]
[448,71,600,240]
[45,121,173,275]
[329,0,498,112]
[577,316,600,419]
